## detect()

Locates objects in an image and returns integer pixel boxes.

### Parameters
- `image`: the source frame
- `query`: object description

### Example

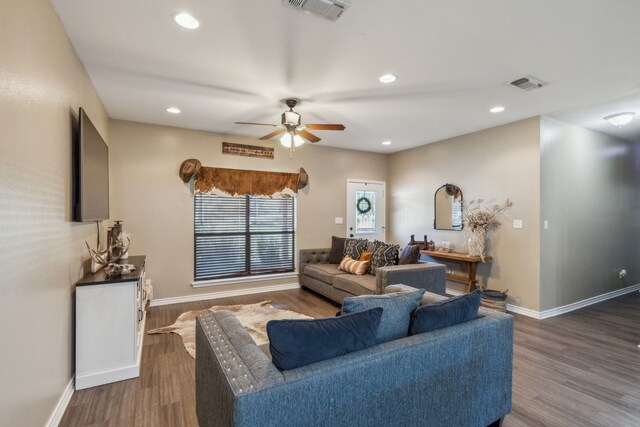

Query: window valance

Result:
[194,166,308,198]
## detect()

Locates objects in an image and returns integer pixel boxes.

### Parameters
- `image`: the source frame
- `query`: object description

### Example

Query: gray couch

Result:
[195,286,514,427]
[299,247,446,303]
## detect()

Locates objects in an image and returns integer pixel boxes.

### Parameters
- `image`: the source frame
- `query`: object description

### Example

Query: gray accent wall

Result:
[540,116,640,310]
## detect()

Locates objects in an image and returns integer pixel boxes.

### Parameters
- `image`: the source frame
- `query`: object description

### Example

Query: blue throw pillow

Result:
[342,289,425,343]
[398,244,421,265]
[410,291,481,335]
[267,307,383,371]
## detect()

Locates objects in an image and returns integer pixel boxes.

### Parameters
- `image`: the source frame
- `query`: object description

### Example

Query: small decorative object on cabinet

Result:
[84,220,131,273]
[75,256,146,390]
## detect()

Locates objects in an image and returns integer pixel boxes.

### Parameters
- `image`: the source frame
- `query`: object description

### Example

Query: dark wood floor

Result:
[60,289,640,427]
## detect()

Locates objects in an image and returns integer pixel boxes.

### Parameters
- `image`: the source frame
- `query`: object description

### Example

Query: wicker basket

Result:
[480,289,508,312]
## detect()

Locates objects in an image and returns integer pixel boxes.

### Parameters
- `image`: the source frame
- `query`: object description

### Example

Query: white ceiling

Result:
[51,0,640,152]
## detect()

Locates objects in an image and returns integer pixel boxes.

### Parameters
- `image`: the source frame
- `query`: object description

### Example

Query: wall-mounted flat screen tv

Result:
[73,108,109,222]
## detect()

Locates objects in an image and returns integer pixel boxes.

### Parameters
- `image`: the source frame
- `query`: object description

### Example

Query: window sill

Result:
[192,272,298,288]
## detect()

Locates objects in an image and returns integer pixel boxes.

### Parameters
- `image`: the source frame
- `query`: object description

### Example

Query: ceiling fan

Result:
[235,99,345,156]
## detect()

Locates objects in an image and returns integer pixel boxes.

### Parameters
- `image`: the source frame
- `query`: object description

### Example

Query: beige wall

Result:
[0,1,109,425]
[389,118,541,311]
[109,119,388,299]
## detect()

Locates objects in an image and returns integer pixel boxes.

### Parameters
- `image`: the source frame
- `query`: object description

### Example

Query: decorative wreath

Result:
[356,196,372,214]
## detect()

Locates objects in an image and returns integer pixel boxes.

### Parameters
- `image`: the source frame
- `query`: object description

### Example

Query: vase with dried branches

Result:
[463,198,513,261]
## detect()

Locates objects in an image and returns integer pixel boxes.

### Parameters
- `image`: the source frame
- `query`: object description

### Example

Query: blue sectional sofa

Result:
[195,286,514,427]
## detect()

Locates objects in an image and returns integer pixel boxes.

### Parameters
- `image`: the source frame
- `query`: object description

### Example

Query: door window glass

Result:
[355,191,376,234]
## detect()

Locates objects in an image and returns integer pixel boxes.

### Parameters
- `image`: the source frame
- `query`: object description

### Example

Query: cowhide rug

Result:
[147,301,311,358]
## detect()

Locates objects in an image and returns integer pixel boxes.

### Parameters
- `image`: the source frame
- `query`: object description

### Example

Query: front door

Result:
[346,180,386,242]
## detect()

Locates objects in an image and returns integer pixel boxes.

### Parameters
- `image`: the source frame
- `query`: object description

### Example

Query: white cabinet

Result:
[75,256,146,390]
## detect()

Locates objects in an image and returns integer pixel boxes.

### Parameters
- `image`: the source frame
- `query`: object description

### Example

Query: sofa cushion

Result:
[338,256,370,275]
[304,264,346,284]
[370,240,400,275]
[333,273,377,295]
[329,236,346,264]
[342,289,425,343]
[399,244,421,265]
[344,238,368,260]
[267,307,383,370]
[410,291,481,335]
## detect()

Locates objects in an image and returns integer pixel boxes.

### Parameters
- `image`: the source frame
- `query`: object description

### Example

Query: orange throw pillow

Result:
[359,251,372,262]
[339,256,370,275]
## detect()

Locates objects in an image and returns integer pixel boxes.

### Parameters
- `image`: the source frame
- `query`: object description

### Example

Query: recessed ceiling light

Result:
[166,107,181,114]
[382,141,392,145]
[174,13,199,29]
[604,112,635,127]
[379,74,397,84]
[490,106,505,113]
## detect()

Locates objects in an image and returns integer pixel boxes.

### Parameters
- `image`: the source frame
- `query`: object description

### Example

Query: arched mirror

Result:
[434,184,463,230]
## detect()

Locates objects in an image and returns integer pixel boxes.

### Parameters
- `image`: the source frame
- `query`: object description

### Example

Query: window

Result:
[355,190,376,234]
[194,194,296,281]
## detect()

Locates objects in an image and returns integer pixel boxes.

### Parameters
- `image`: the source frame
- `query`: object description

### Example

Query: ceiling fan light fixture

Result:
[379,74,397,83]
[280,133,305,148]
[174,13,200,29]
[282,111,301,126]
[604,112,635,127]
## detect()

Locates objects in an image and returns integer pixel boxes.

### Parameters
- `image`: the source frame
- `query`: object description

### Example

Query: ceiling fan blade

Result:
[298,130,321,143]
[305,124,346,131]
[259,129,286,140]
[235,122,280,127]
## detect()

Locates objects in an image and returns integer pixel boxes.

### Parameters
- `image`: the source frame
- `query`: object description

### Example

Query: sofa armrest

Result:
[196,312,284,427]
[375,262,446,295]
[298,248,331,276]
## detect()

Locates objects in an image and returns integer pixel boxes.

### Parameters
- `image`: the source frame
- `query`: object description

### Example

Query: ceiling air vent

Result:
[509,76,547,91]
[283,0,351,21]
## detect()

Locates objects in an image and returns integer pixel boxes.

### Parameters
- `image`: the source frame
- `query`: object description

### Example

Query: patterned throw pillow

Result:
[343,238,368,260]
[339,256,370,275]
[370,240,400,275]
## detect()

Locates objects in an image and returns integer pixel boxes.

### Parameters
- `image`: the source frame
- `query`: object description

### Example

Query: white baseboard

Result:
[46,377,74,427]
[507,283,640,319]
[150,283,301,307]
[447,284,640,319]
[76,364,140,390]
[505,304,543,319]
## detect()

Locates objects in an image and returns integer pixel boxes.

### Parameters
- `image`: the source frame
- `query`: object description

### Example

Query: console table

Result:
[420,250,491,292]
[75,256,146,390]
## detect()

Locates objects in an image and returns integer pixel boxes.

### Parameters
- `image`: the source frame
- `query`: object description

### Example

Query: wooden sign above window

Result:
[194,166,308,198]
[222,142,274,159]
